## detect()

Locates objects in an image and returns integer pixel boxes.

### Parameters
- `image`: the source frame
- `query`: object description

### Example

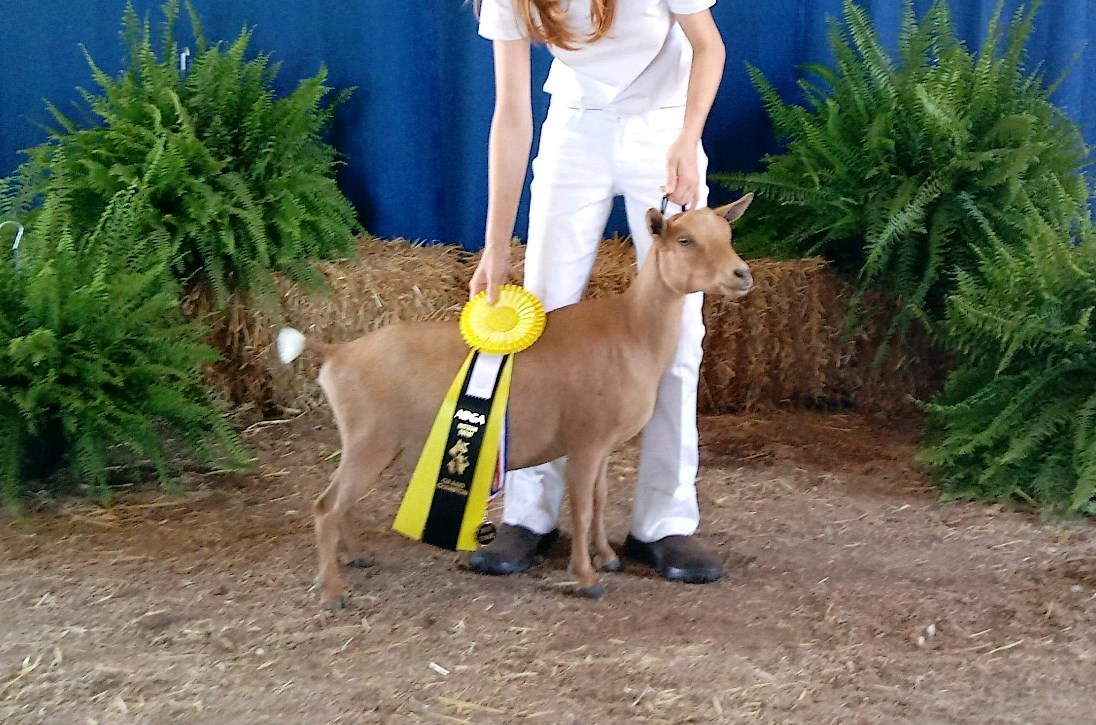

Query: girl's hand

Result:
[663,135,700,209]
[469,244,510,304]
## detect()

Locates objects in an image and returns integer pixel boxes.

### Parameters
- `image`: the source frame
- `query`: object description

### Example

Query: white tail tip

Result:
[277,328,307,364]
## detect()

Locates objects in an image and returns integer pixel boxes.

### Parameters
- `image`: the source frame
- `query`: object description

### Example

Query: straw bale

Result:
[205,234,943,417]
[193,235,470,413]
[700,259,945,413]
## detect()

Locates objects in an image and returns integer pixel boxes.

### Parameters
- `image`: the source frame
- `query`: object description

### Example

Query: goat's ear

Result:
[646,208,666,239]
[713,192,755,225]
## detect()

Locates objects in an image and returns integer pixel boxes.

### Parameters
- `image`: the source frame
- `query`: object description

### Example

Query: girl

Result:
[470,0,727,583]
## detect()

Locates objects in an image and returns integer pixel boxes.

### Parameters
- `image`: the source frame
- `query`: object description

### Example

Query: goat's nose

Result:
[734,266,752,286]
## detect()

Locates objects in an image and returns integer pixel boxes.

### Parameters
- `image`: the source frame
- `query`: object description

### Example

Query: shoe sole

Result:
[659,565,723,584]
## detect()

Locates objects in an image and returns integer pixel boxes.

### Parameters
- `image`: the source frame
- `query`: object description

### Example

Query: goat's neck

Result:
[620,245,687,355]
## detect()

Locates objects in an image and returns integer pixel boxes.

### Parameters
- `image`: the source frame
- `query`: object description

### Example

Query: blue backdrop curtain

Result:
[1,1,1092,249]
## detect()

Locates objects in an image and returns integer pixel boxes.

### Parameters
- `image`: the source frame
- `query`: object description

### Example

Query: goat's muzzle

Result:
[719,264,753,298]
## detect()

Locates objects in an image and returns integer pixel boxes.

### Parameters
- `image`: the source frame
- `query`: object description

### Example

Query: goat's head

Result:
[645,193,754,298]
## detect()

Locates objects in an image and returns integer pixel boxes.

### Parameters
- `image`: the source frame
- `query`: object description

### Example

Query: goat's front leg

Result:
[565,449,611,599]
[591,456,621,574]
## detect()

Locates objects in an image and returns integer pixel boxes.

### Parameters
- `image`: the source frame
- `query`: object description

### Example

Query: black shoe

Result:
[469,524,559,576]
[623,534,723,584]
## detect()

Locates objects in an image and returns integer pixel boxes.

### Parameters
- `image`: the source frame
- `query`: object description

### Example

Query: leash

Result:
[660,195,688,215]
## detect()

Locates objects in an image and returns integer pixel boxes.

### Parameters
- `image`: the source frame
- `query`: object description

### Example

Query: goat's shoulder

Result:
[544,295,629,332]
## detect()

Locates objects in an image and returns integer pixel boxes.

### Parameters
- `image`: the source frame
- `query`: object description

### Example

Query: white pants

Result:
[503,102,708,543]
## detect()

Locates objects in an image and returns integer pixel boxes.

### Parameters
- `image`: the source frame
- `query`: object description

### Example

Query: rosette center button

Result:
[487,306,520,331]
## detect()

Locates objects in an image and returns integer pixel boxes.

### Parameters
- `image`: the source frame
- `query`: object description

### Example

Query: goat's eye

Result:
[678,237,693,246]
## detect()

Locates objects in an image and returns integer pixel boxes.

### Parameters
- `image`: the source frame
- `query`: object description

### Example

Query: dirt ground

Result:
[2,408,1094,724]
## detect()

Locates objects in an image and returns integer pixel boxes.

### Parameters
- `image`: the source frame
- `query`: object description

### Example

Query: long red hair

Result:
[478,1,617,50]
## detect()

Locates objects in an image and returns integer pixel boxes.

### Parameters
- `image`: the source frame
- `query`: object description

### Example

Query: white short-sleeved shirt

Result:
[478,0,716,114]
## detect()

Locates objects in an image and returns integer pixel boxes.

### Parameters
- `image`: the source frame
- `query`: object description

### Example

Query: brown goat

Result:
[278,194,754,609]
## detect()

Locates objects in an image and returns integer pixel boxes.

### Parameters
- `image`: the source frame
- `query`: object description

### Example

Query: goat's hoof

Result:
[323,597,346,612]
[344,557,370,569]
[597,557,623,573]
[576,583,606,599]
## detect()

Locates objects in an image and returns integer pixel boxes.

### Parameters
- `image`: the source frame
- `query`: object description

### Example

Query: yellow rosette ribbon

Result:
[459,285,547,355]
[394,286,545,551]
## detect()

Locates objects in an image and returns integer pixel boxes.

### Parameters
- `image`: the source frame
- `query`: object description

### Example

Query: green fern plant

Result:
[0,185,247,506]
[18,0,359,305]
[714,0,1089,341]
[919,209,1096,515]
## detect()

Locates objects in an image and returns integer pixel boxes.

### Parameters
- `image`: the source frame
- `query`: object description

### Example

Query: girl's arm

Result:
[665,10,726,209]
[471,37,533,304]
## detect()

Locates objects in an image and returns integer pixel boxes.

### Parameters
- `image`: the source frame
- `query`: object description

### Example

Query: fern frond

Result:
[715,0,1091,355]
[0,186,248,506]
[921,211,1096,513]
[10,1,360,308]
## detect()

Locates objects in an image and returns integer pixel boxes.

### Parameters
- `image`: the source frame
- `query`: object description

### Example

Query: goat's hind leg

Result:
[338,515,370,569]
[313,437,395,610]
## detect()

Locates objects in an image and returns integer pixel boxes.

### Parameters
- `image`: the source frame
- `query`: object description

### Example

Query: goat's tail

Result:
[277,328,308,364]
[278,327,340,364]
